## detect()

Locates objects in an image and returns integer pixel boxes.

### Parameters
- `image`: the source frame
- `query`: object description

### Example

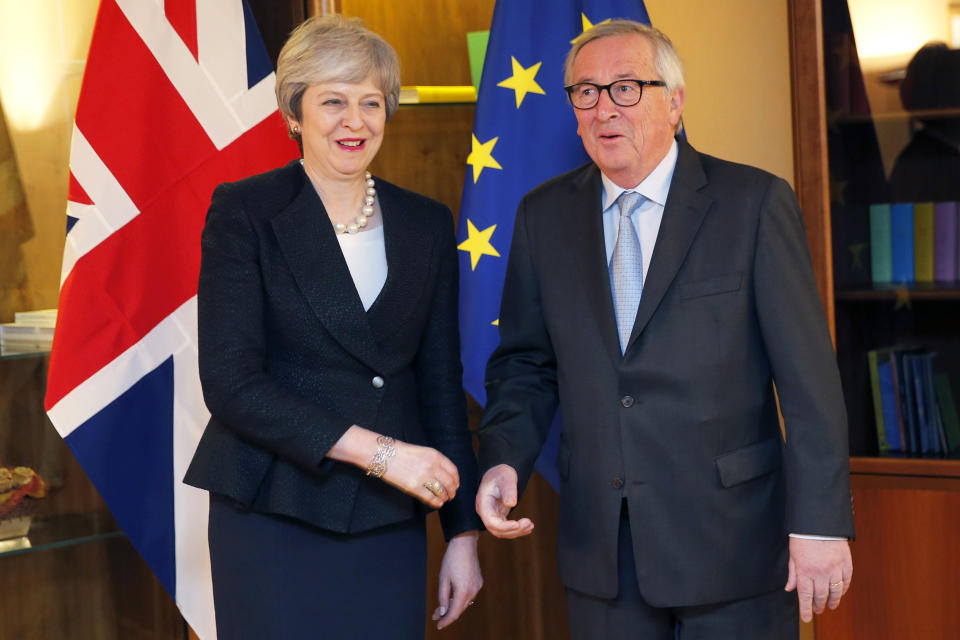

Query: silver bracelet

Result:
[365,436,396,478]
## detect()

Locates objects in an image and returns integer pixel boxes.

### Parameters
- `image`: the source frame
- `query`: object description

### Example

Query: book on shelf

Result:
[0,324,54,341]
[867,346,958,455]
[934,373,960,452]
[890,203,914,283]
[0,342,51,356]
[933,202,957,281]
[908,353,940,453]
[868,349,898,451]
[888,350,908,450]
[12,308,57,328]
[913,202,934,282]
[869,203,893,283]
[0,324,54,357]
[866,202,959,286]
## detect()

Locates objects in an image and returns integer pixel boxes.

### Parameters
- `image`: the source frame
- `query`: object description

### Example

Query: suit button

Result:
[371,376,384,389]
[612,477,624,489]
[620,395,634,408]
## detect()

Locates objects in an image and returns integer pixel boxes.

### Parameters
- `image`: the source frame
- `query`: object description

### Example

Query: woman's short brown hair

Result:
[275,14,401,139]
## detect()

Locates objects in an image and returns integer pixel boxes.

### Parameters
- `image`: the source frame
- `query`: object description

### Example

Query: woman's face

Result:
[290,76,387,182]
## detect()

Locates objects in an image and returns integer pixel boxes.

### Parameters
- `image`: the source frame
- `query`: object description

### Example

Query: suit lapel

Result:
[271,168,385,372]
[566,165,624,367]
[625,140,712,352]
[365,180,434,346]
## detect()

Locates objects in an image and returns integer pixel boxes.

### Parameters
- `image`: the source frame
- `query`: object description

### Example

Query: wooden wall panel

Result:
[369,105,474,221]
[1,538,183,639]
[816,477,960,639]
[336,0,496,86]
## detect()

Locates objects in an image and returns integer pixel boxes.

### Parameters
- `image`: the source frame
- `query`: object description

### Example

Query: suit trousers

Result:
[567,500,798,640]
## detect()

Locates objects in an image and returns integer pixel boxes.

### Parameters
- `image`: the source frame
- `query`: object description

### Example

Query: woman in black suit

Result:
[184,15,482,639]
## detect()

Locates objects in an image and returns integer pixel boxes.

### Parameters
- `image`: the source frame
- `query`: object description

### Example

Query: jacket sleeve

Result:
[753,177,855,538]
[475,198,560,496]
[415,209,483,539]
[197,183,353,472]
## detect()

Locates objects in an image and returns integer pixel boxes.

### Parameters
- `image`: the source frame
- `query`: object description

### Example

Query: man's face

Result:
[570,34,684,188]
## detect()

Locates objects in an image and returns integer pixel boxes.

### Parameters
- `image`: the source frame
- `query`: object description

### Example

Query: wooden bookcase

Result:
[789,1,960,637]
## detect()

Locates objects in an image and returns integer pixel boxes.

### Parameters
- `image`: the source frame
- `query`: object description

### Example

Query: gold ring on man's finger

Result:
[424,480,447,497]
[829,581,843,590]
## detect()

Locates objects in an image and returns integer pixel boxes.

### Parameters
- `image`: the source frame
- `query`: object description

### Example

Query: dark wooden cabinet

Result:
[789,1,960,637]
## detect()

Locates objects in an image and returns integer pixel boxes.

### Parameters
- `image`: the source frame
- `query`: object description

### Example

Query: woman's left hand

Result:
[432,530,483,630]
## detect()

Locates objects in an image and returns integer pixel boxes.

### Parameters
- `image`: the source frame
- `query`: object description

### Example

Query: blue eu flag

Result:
[457,0,652,488]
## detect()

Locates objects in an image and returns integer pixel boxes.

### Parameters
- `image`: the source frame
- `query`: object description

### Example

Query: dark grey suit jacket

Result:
[185,160,480,540]
[477,139,854,606]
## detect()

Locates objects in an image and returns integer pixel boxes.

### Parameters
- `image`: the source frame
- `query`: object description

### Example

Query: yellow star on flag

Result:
[572,13,612,43]
[491,318,499,326]
[466,134,503,183]
[497,56,546,108]
[457,219,501,270]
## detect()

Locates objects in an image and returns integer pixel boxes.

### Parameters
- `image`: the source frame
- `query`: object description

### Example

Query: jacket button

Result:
[612,477,624,489]
[371,376,384,389]
[620,395,634,408]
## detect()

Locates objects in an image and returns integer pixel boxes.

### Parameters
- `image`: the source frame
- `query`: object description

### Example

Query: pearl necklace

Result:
[333,172,376,235]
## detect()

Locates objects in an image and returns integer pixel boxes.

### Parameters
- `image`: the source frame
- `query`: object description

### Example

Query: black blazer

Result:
[477,139,854,606]
[184,160,480,539]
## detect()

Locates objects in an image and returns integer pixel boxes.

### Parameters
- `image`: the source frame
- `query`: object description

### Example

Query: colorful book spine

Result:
[869,204,892,283]
[934,202,958,281]
[934,373,960,453]
[888,351,907,450]
[890,203,914,282]
[913,202,934,282]
[867,349,890,452]
[900,352,919,453]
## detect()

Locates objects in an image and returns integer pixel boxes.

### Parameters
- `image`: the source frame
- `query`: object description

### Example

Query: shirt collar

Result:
[601,139,679,211]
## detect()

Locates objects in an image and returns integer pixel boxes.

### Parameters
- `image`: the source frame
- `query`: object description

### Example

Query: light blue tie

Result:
[610,191,643,353]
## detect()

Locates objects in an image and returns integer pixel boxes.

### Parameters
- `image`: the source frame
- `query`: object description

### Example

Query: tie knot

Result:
[617,191,642,219]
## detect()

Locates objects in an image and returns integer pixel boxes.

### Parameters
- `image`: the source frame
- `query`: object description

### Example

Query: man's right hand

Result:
[475,464,535,538]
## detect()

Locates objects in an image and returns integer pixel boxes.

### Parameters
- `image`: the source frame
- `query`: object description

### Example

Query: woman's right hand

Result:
[381,441,460,509]
[327,426,459,508]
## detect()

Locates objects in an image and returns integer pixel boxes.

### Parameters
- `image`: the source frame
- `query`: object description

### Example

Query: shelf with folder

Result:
[0,510,123,559]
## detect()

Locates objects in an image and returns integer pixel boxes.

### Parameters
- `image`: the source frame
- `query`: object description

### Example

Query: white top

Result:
[337,224,387,311]
[600,139,679,279]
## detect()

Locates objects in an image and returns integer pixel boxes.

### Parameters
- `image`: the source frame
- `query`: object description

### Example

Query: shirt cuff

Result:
[789,533,846,541]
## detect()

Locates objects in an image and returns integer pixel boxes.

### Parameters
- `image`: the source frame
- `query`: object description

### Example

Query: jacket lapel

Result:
[566,165,624,367]
[625,139,712,352]
[271,168,385,372]
[365,180,434,346]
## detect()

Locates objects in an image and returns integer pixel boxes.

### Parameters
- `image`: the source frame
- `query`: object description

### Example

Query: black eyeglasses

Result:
[564,79,666,109]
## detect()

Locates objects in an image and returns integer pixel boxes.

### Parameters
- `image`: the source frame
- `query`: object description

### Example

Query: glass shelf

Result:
[0,510,124,558]
[0,350,50,361]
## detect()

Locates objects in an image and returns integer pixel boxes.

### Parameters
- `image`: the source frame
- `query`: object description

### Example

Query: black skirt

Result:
[208,493,427,639]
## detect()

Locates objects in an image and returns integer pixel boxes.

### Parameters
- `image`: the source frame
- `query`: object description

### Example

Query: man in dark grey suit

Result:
[474,20,854,639]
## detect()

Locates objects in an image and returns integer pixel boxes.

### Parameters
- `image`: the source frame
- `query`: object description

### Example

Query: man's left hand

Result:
[784,537,852,622]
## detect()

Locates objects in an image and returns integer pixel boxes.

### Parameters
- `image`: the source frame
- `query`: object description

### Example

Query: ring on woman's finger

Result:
[424,479,447,497]
[829,581,843,590]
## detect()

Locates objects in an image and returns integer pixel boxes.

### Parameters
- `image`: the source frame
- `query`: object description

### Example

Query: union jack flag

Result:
[44,1,297,637]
